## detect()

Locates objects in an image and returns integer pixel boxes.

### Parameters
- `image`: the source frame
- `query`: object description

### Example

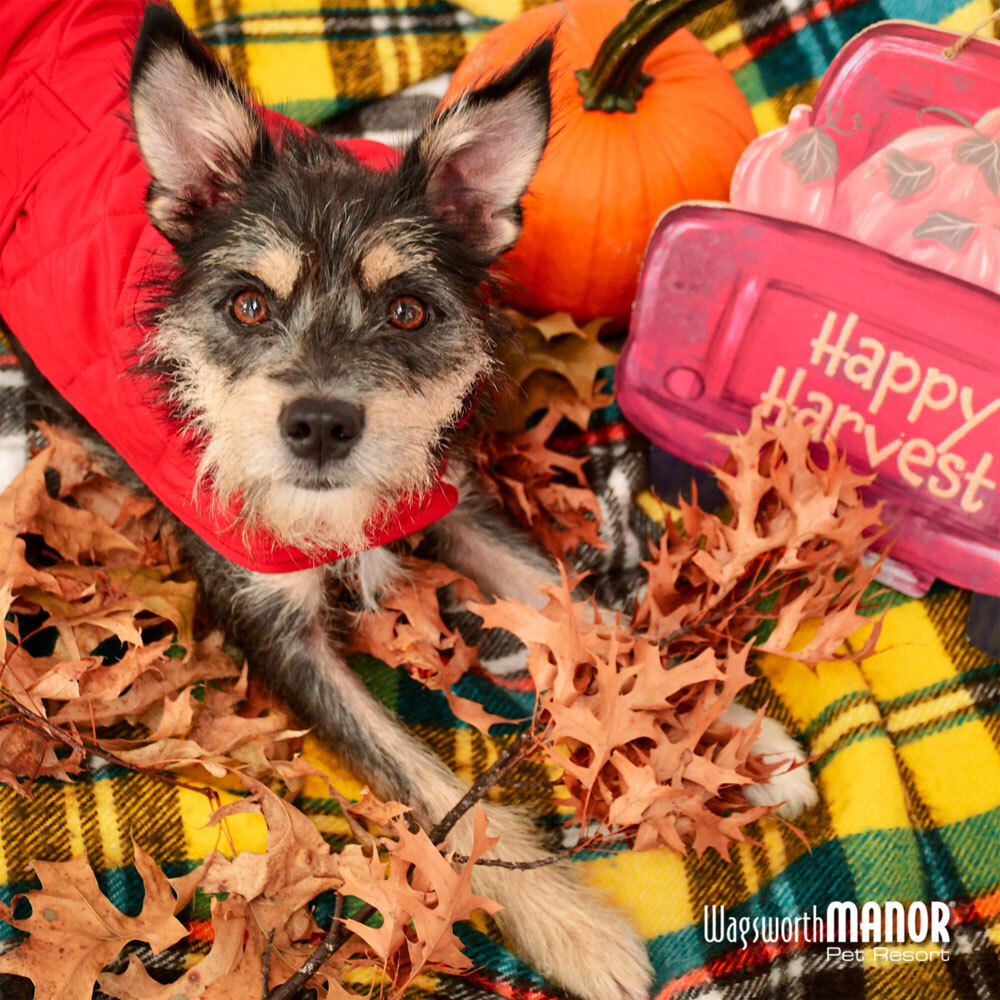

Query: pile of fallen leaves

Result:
[0,310,886,998]
[632,413,884,665]
[477,405,604,560]
[0,424,302,795]
[361,411,884,856]
[0,426,512,996]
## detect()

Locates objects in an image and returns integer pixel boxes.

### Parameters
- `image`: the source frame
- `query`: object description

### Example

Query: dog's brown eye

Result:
[231,289,269,326]
[388,295,427,331]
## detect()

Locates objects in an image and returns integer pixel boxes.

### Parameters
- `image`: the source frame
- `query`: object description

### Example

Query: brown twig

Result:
[265,893,349,1000]
[450,842,597,870]
[427,729,535,844]
[261,928,275,997]
[0,691,221,808]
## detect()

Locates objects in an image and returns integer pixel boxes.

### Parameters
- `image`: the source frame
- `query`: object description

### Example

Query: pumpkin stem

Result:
[576,0,721,113]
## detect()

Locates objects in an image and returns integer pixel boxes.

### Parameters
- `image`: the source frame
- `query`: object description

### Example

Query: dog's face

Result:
[129,7,551,552]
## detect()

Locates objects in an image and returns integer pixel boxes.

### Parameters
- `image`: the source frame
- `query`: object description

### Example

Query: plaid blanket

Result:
[3,1,1000,999]
[170,0,549,125]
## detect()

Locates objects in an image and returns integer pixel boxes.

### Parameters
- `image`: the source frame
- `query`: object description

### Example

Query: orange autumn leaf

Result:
[99,896,265,1000]
[479,406,605,560]
[0,720,84,796]
[496,310,617,432]
[337,803,501,995]
[198,773,344,949]
[351,557,510,731]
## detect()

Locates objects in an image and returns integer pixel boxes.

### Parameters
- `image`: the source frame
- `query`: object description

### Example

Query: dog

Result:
[0,3,817,998]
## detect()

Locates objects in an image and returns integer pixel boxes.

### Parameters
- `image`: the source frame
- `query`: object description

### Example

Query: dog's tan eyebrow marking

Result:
[357,242,406,291]
[357,242,433,291]
[251,241,302,299]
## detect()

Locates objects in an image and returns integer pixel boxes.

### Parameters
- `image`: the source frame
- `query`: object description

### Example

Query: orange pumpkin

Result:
[442,0,756,327]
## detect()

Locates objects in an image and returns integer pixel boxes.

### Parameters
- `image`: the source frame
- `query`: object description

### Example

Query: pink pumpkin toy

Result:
[730,105,835,227]
[831,106,1000,293]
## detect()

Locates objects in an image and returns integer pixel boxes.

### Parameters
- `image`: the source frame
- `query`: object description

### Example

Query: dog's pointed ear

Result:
[130,4,273,243]
[404,40,553,259]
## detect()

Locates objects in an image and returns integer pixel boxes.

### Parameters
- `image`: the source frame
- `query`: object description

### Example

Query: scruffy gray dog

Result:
[11,7,817,998]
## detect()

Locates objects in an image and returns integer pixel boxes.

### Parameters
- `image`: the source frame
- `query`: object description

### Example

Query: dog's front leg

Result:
[424,490,564,610]
[183,531,653,1000]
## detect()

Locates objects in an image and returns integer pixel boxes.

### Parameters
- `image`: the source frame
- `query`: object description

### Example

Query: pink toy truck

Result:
[618,21,1000,599]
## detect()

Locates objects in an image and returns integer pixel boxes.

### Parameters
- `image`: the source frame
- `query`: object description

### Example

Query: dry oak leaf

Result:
[502,310,617,405]
[49,564,199,645]
[509,310,595,343]
[0,846,189,1000]
[49,632,240,726]
[631,411,884,664]
[496,310,616,430]
[100,781,357,999]
[389,804,501,975]
[0,440,138,657]
[498,370,594,432]
[19,586,145,662]
[101,780,359,999]
[99,896,261,1000]
[3,439,138,563]
[94,718,304,778]
[0,717,85,796]
[198,773,344,948]
[66,475,169,568]
[347,787,410,829]
[337,804,501,994]
[25,642,173,704]
[470,571,773,853]
[34,421,99,489]
[480,406,604,558]
[351,558,510,732]
[332,786,411,849]
[13,650,102,701]
[0,645,51,718]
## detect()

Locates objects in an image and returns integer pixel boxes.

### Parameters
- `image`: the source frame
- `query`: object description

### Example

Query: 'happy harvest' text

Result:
[759,311,999,515]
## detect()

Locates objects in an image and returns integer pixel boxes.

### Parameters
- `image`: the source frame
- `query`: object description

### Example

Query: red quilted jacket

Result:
[0,0,459,572]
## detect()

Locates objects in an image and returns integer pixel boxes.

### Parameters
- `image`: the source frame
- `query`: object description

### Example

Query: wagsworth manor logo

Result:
[703,901,953,965]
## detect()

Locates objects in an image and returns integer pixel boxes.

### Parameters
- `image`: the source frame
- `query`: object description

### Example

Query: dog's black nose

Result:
[280,397,364,464]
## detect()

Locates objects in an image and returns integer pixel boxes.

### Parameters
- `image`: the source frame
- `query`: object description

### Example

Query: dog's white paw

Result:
[450,803,652,1000]
[483,859,653,1000]
[723,705,819,819]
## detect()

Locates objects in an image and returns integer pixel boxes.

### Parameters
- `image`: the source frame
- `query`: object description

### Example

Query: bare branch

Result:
[451,844,580,870]
[265,894,349,1000]
[427,729,535,844]
[261,928,275,998]
[0,691,221,808]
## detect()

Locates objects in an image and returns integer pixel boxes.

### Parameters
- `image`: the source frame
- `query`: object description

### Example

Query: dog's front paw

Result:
[484,859,653,1000]
[458,804,652,1000]
[724,705,819,819]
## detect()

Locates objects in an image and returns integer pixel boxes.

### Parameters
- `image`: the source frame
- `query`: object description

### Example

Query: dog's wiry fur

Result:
[7,8,818,999]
